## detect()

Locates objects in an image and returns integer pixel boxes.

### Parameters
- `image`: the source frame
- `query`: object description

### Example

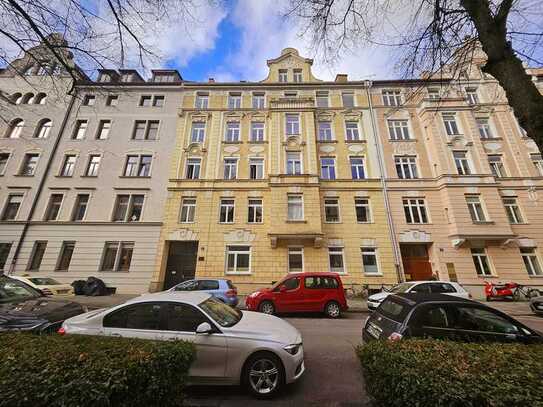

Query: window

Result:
[477,118,493,139]
[106,95,118,106]
[324,198,340,222]
[121,72,133,82]
[132,120,159,140]
[85,155,101,176]
[278,69,288,82]
[6,119,24,138]
[0,243,12,271]
[320,157,336,180]
[361,247,379,275]
[355,198,371,222]
[251,122,264,142]
[72,194,89,221]
[465,88,479,104]
[104,303,162,329]
[228,93,241,109]
[287,195,303,220]
[293,69,302,82]
[329,247,345,273]
[288,247,303,272]
[0,153,9,175]
[27,241,47,271]
[286,152,302,175]
[488,155,505,178]
[252,92,265,109]
[281,277,300,291]
[466,195,486,222]
[20,154,39,175]
[44,194,63,221]
[60,155,77,176]
[35,120,52,139]
[100,241,134,271]
[442,114,460,136]
[521,248,543,276]
[226,245,251,273]
[316,91,329,108]
[382,90,401,106]
[395,156,418,179]
[82,95,95,106]
[531,154,543,176]
[305,276,339,289]
[113,194,144,222]
[99,73,111,82]
[345,121,360,141]
[223,158,238,180]
[164,303,209,332]
[96,120,111,140]
[154,74,175,83]
[225,122,240,142]
[388,120,410,140]
[195,92,209,109]
[186,158,201,179]
[219,199,235,223]
[503,197,523,224]
[72,120,88,140]
[318,122,333,141]
[403,198,429,224]
[453,151,471,175]
[427,88,440,99]
[191,122,205,143]
[341,91,354,108]
[2,194,23,220]
[139,95,163,107]
[249,158,264,179]
[124,155,152,177]
[350,157,366,179]
[180,198,196,223]
[248,199,263,223]
[56,241,75,271]
[471,248,492,276]
[285,114,299,135]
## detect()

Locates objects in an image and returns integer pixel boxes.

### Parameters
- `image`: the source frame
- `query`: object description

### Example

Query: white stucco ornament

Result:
[249,146,265,153]
[224,229,256,243]
[319,145,335,153]
[399,230,432,243]
[348,144,364,153]
[169,229,198,241]
[483,142,501,152]
[224,145,239,153]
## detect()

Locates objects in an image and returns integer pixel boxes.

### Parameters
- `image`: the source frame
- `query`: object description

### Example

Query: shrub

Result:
[357,339,543,407]
[0,332,195,407]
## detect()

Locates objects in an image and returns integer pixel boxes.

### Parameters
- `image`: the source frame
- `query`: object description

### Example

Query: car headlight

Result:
[284,343,302,355]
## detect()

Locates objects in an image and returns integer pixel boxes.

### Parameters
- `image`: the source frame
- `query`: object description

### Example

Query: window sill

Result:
[357,221,373,224]
[119,176,152,179]
[246,222,264,225]
[55,175,73,178]
[364,273,383,277]
[477,275,498,278]
[317,140,337,143]
[286,220,306,223]
[225,271,252,276]
[389,139,416,142]
[81,175,98,178]
[324,221,342,224]
[179,221,195,225]
[99,270,130,273]
[345,139,366,143]
[248,140,268,144]
[223,141,243,144]
[481,137,503,141]
[130,139,158,142]
[14,174,35,177]
[473,221,494,225]
[218,222,235,225]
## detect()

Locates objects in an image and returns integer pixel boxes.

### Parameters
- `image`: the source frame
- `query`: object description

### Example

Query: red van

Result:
[245,272,348,318]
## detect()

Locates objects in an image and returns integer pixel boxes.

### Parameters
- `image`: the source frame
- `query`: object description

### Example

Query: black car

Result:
[0,275,86,333]
[363,293,543,344]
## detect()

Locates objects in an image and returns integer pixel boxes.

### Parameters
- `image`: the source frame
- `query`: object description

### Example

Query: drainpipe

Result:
[7,91,77,275]
[365,80,405,283]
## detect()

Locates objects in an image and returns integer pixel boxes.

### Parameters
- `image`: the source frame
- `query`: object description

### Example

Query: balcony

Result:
[270,97,314,109]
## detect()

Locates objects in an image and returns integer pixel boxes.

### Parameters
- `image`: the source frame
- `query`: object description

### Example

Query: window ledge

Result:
[477,275,498,278]
[55,175,73,178]
[364,273,384,277]
[389,139,417,142]
[248,140,268,144]
[225,271,252,276]
[528,275,543,278]
[81,175,98,178]
[317,140,338,143]
[473,221,494,225]
[119,176,152,179]
[286,220,306,223]
[324,221,342,224]
[13,174,35,177]
[223,141,243,144]
[345,139,366,143]
[481,137,503,141]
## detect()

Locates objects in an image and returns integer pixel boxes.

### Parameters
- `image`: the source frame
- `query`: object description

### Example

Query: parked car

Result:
[363,293,543,344]
[0,276,86,333]
[169,279,239,307]
[367,281,470,311]
[60,292,304,398]
[245,272,348,318]
[9,275,74,296]
[530,296,543,316]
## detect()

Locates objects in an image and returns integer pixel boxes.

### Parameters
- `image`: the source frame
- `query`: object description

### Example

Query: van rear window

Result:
[379,298,409,322]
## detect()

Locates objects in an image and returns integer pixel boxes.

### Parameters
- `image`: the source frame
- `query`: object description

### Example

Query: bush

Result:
[0,332,195,407]
[357,339,543,407]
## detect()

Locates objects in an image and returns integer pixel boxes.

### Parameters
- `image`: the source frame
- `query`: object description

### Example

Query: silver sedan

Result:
[61,292,305,398]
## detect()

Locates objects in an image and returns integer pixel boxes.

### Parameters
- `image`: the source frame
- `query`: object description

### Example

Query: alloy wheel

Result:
[326,302,340,318]
[249,358,279,395]
[260,301,274,315]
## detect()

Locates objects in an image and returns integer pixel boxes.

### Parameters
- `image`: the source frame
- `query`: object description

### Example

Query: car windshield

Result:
[389,282,415,293]
[271,278,288,290]
[174,280,198,291]
[28,277,61,285]
[199,297,242,327]
[0,278,41,303]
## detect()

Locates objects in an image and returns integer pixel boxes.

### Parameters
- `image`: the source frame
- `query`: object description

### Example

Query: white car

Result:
[367,281,470,311]
[61,292,305,398]
[9,275,74,296]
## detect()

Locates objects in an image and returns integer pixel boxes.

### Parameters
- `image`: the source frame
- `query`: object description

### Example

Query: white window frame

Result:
[345,121,360,141]
[223,158,238,180]
[225,122,240,142]
[179,198,196,223]
[195,92,209,109]
[191,122,206,143]
[35,120,52,139]
[320,157,336,180]
[96,120,111,140]
[465,87,479,105]
[185,157,201,179]
[395,155,418,179]
[293,69,303,83]
[476,117,493,139]
[403,198,429,224]
[219,199,235,223]
[100,241,135,272]
[328,247,346,274]
[355,198,371,223]
[225,245,251,274]
[286,151,302,175]
[466,195,487,222]
[530,154,543,176]
[86,155,101,177]
[382,90,401,106]
[288,247,304,273]
[252,92,265,109]
[287,194,304,221]
[228,93,242,109]
[521,248,543,276]
[249,158,264,180]
[503,197,523,224]
[44,193,64,221]
[247,198,263,224]
[361,247,381,275]
[324,198,341,223]
[471,248,493,276]
[278,70,288,83]
[488,155,506,178]
[442,113,460,136]
[318,121,333,141]
[250,122,265,142]
[60,154,77,177]
[388,120,410,140]
[285,114,300,135]
[453,151,472,175]
[350,157,366,179]
[72,120,88,140]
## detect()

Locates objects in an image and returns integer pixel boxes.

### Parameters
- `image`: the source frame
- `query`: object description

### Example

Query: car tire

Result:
[259,301,275,315]
[324,301,341,318]
[243,351,284,399]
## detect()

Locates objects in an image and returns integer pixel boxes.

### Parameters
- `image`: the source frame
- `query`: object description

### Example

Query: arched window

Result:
[23,65,34,76]
[33,93,47,105]
[21,93,34,104]
[5,119,24,138]
[11,93,22,104]
[35,119,52,139]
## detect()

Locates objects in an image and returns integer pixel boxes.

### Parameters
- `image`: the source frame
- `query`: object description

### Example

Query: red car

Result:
[245,272,348,318]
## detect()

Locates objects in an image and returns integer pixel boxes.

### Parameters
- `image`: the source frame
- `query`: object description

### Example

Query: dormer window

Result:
[99,73,111,82]
[278,69,288,83]
[195,92,209,109]
[228,92,242,109]
[293,69,302,83]
[154,74,174,83]
[465,87,479,105]
[121,73,133,82]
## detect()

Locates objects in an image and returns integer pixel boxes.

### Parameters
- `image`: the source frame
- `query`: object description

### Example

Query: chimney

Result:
[335,74,348,82]
[208,77,215,83]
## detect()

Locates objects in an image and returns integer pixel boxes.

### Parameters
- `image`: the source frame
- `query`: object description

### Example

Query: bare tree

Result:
[288,0,543,150]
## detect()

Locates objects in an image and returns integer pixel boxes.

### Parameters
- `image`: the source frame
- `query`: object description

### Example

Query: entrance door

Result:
[164,241,198,289]
[400,244,433,281]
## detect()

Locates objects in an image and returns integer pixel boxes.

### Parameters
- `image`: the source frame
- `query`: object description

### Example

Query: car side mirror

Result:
[196,322,213,335]
[280,285,288,293]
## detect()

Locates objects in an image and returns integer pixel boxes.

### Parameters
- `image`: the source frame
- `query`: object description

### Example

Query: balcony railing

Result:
[270,97,315,109]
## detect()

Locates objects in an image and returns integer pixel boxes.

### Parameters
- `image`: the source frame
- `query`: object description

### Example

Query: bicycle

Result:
[512,284,541,301]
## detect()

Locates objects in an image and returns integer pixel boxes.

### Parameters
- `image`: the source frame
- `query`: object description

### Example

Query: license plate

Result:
[57,290,69,294]
[366,323,382,339]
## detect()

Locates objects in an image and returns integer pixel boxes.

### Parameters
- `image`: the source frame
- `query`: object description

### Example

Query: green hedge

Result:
[0,332,195,407]
[357,339,543,407]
